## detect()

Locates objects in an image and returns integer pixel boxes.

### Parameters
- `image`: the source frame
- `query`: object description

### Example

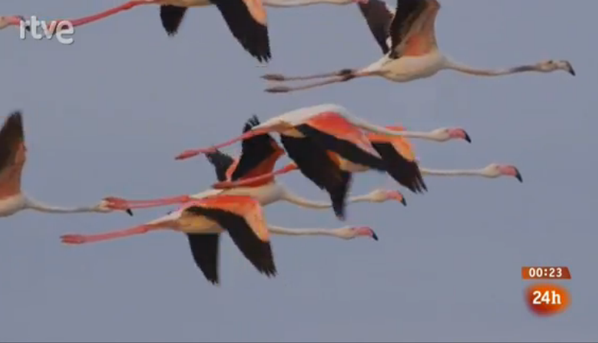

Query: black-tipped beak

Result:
[568,67,575,76]
[515,169,523,183]
[125,209,133,216]
[400,197,407,206]
[464,132,472,143]
[371,231,379,241]
[16,16,30,32]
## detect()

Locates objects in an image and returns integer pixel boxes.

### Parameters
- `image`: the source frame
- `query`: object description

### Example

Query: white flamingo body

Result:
[364,50,445,82]
[0,194,25,217]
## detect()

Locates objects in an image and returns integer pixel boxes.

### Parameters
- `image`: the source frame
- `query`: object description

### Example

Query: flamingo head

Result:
[534,60,575,76]
[337,226,378,240]
[368,189,407,206]
[96,199,134,216]
[429,128,472,143]
[0,16,27,30]
[481,163,522,182]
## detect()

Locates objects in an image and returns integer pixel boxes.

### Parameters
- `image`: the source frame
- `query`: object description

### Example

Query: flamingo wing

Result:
[159,5,188,36]
[185,201,276,277]
[185,233,220,284]
[206,150,235,182]
[0,112,26,196]
[388,0,435,59]
[280,135,352,220]
[371,142,427,193]
[231,115,282,180]
[212,0,271,63]
[358,0,395,54]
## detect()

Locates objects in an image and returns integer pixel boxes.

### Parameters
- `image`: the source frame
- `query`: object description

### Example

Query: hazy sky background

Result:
[0,1,596,342]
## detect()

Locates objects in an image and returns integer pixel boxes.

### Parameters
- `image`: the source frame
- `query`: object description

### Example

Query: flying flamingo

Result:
[104,115,406,219]
[61,195,377,284]
[0,0,367,63]
[261,0,576,93]
[174,104,470,213]
[212,124,472,191]
[177,108,399,219]
[0,111,132,218]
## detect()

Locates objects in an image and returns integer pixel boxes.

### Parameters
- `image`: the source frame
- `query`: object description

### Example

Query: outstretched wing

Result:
[358,0,395,54]
[230,115,283,181]
[0,111,25,175]
[388,0,439,59]
[206,150,236,182]
[185,203,276,278]
[159,5,188,36]
[185,233,220,284]
[0,111,26,197]
[280,135,352,221]
[212,0,271,63]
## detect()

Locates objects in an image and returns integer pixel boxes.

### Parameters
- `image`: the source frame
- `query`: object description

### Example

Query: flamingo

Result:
[211,124,472,192]
[0,111,132,218]
[61,195,378,284]
[261,0,575,93]
[177,108,400,219]
[174,104,470,213]
[104,115,406,219]
[0,0,367,63]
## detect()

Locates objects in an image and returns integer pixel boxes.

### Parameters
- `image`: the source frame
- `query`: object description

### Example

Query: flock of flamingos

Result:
[1,0,573,284]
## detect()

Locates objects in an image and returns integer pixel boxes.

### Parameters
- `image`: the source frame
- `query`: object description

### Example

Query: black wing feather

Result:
[280,135,352,221]
[295,124,387,172]
[185,206,276,278]
[358,0,394,54]
[231,115,280,181]
[206,150,235,182]
[372,142,427,193]
[185,233,220,284]
[211,0,271,63]
[159,5,188,36]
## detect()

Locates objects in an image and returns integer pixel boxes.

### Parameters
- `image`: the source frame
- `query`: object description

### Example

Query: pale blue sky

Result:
[0,1,596,342]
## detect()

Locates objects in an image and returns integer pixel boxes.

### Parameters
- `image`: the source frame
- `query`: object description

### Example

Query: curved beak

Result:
[16,16,29,31]
[371,231,378,241]
[125,209,134,216]
[388,192,407,206]
[499,165,522,182]
[566,62,575,76]
[514,168,523,183]
[449,128,472,143]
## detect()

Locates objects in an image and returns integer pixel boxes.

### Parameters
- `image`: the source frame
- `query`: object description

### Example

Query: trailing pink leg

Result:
[61,225,158,245]
[103,195,192,210]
